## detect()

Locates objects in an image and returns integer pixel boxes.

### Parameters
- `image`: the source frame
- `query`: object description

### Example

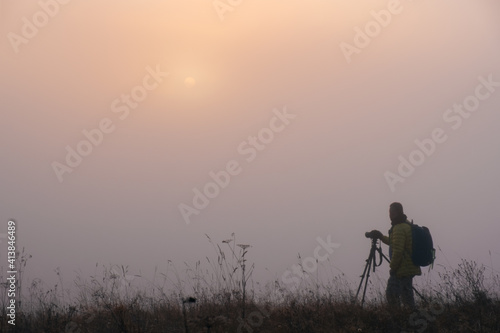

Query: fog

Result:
[1,0,499,297]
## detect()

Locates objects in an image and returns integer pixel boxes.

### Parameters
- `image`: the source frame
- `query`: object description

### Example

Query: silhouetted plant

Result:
[5,243,500,333]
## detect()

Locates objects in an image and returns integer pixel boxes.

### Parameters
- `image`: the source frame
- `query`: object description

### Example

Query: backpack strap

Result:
[404,219,413,261]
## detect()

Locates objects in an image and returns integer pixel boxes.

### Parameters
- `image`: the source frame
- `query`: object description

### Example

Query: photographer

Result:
[369,202,421,309]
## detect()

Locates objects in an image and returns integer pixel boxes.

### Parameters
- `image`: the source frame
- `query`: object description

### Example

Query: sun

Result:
[184,77,196,88]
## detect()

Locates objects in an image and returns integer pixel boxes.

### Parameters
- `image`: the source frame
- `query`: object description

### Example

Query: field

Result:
[1,236,499,333]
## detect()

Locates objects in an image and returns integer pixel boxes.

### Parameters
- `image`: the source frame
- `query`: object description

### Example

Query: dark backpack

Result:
[407,220,435,267]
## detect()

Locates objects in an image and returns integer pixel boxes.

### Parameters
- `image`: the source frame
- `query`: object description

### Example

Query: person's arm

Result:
[389,226,405,273]
[380,235,390,245]
[369,230,389,245]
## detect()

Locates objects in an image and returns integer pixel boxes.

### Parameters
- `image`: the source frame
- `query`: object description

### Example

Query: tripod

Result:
[355,237,390,306]
[355,237,426,306]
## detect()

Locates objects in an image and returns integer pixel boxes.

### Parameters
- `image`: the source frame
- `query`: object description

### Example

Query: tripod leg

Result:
[355,255,372,301]
[361,255,372,306]
[357,240,379,306]
[413,286,427,303]
[380,250,391,264]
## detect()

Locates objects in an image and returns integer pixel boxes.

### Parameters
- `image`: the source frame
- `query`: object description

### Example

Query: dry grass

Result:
[0,238,498,333]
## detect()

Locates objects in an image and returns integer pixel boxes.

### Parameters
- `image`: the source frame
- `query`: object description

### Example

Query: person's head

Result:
[389,202,404,222]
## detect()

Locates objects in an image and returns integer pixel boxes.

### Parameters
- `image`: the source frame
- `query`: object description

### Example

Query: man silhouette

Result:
[370,202,421,309]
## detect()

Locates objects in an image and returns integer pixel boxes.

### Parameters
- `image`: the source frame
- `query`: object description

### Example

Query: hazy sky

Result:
[1,0,500,296]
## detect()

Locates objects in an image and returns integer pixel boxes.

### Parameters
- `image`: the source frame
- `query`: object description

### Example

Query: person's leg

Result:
[386,275,401,308]
[386,275,405,332]
[400,276,415,309]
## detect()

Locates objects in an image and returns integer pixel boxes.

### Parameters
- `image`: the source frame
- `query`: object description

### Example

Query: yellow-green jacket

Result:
[381,222,422,278]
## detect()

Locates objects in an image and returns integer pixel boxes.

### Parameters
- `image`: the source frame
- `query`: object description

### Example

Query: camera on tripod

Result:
[356,230,389,306]
[364,230,382,240]
[365,231,376,239]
